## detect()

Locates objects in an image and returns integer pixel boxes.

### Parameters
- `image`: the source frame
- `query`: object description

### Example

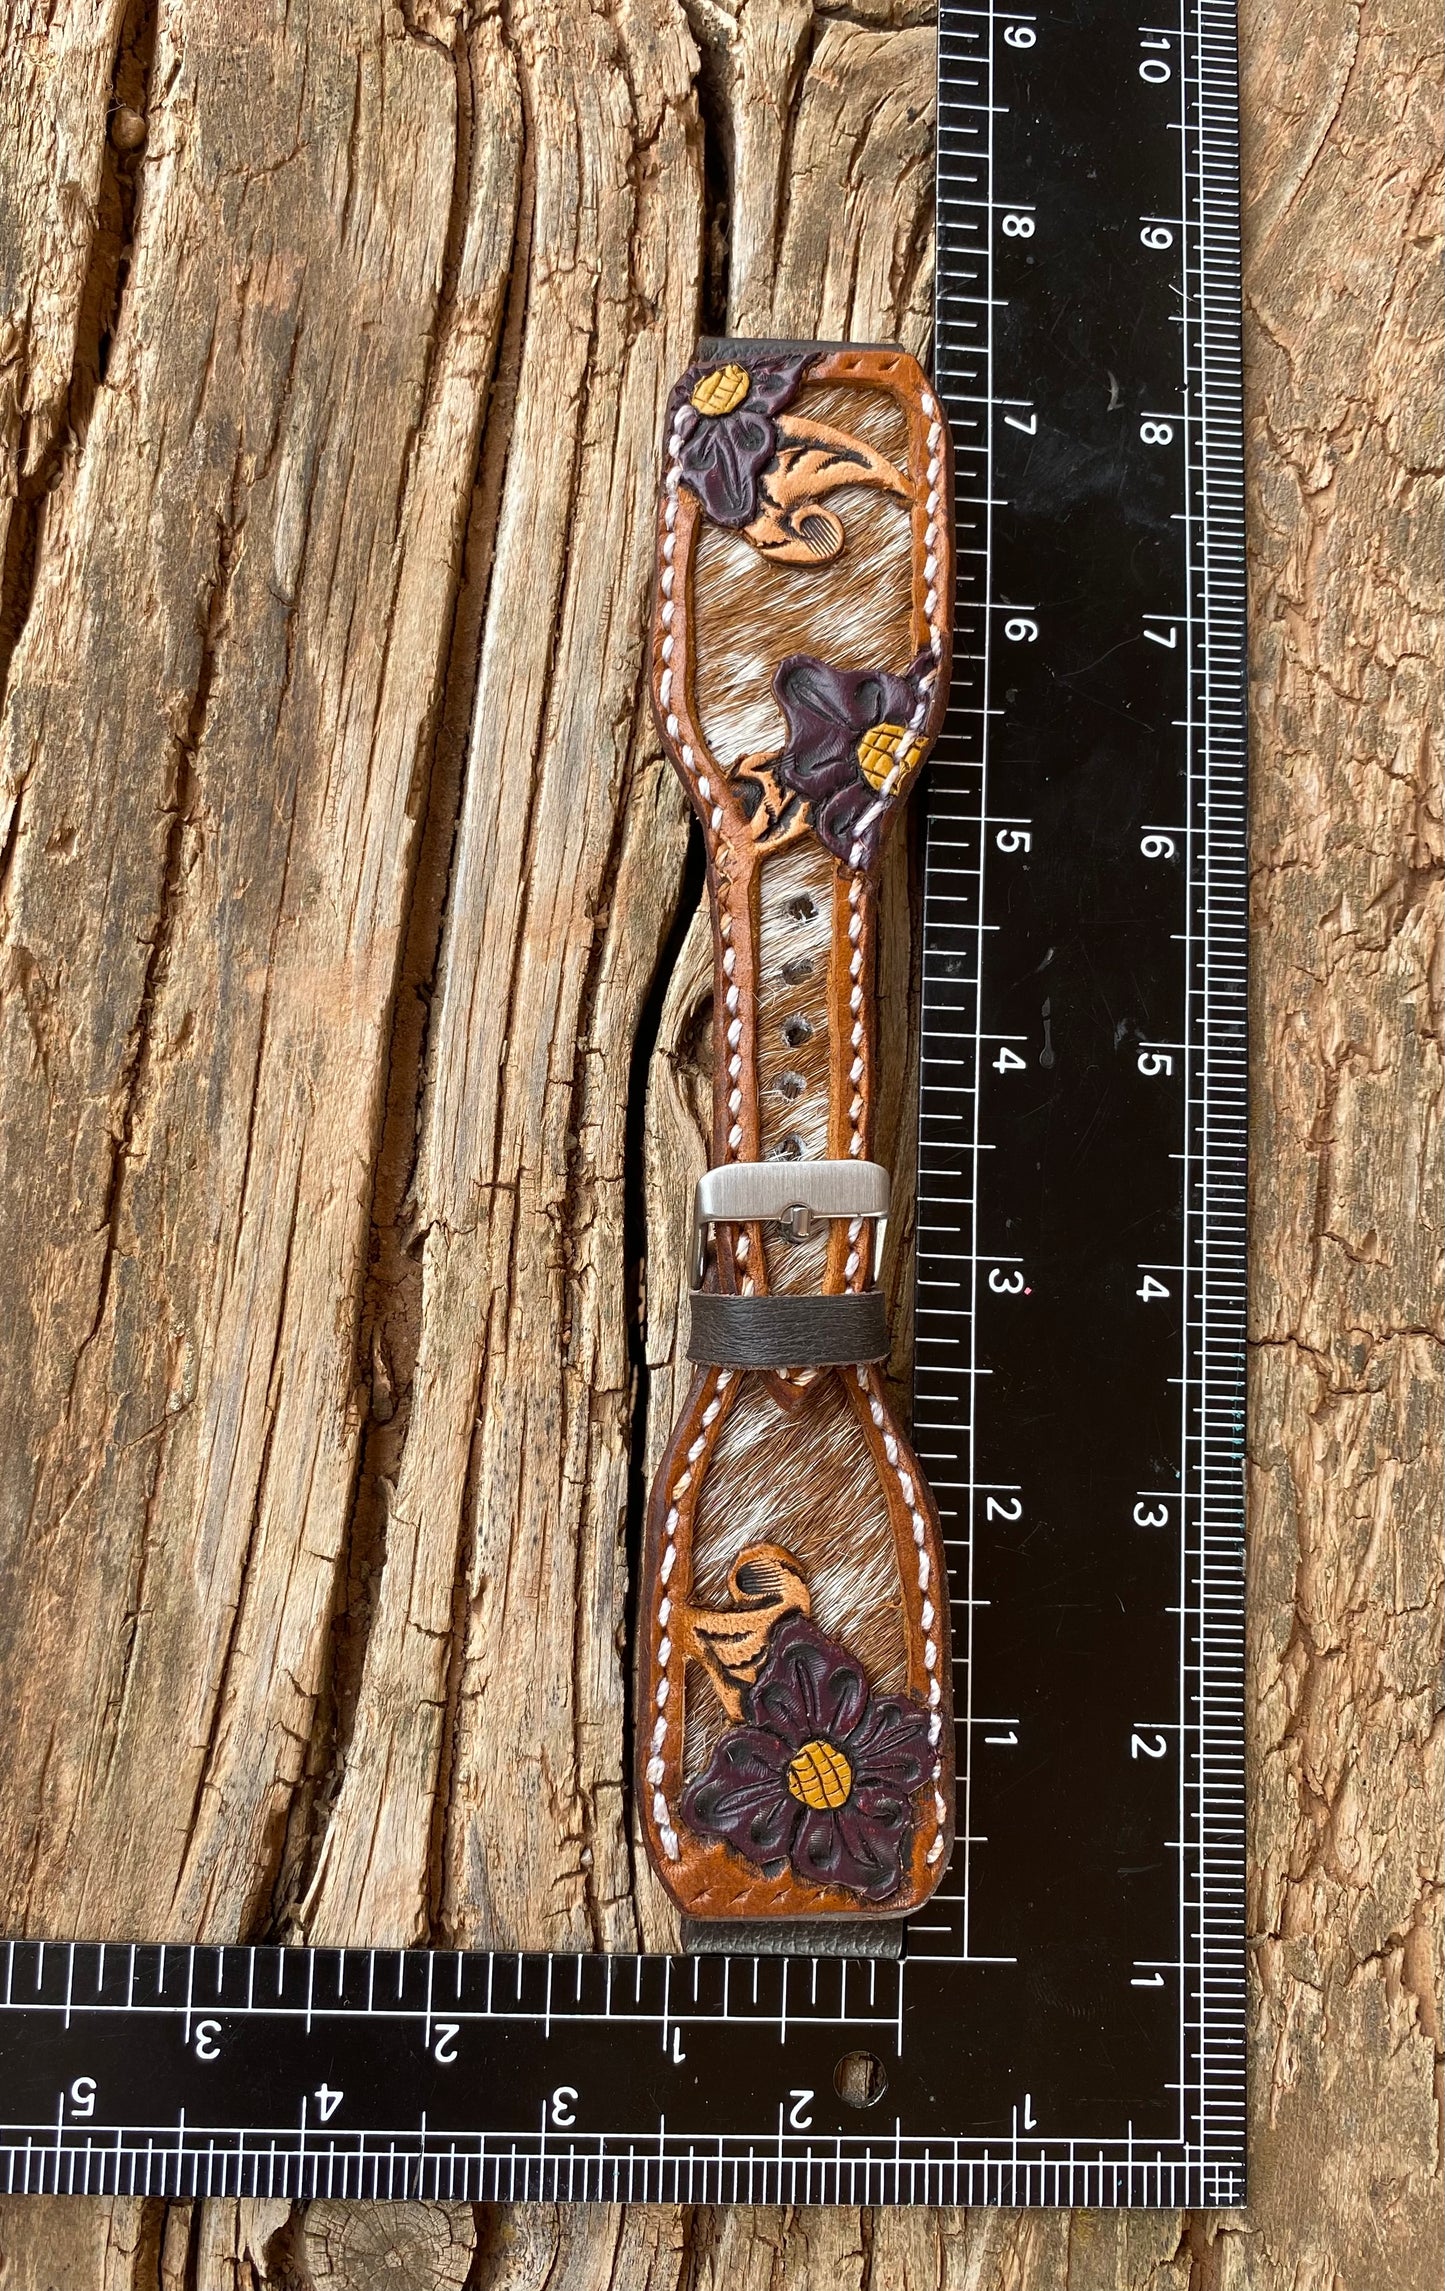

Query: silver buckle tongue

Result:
[690,1160,890,1288]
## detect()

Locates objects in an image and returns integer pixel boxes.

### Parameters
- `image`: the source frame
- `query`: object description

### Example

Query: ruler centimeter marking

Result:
[916,0,1247,2174]
[0,1,1247,2208]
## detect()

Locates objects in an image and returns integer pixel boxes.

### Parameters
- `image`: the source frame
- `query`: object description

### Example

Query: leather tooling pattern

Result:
[642,340,956,1923]
[680,1564,935,1904]
[669,350,911,563]
[750,650,937,867]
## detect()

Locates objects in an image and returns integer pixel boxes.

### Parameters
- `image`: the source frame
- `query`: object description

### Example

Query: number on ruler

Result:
[1140,419,1174,445]
[1143,624,1178,648]
[788,2089,814,2129]
[995,825,1032,853]
[1137,1049,1173,1076]
[1132,1971,1166,1988]
[433,2022,459,2063]
[68,2078,96,2120]
[1001,212,1034,238]
[1140,831,1177,859]
[1136,1274,1169,1303]
[1134,1501,1170,1527]
[986,1495,1022,1522]
[550,2086,578,2127]
[1130,1731,1169,1760]
[993,1045,1026,1073]
[193,2020,221,2061]
[1003,616,1038,643]
[1139,34,1172,81]
[1003,408,1037,435]
[1140,223,1174,250]
[314,2085,343,2122]
[989,1268,1025,1294]
[1003,22,1036,46]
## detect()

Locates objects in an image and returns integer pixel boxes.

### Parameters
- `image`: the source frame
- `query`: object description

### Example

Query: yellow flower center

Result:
[856,721,925,794]
[786,1738,853,1812]
[691,363,751,417]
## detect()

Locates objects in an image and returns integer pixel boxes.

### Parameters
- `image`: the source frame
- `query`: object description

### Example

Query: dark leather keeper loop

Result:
[687,1291,888,1368]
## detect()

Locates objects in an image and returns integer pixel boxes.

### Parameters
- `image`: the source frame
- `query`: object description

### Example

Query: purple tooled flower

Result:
[767,648,936,868]
[670,350,812,527]
[681,1616,933,1902]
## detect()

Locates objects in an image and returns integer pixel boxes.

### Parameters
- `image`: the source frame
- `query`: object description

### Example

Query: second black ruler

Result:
[914,0,1248,2181]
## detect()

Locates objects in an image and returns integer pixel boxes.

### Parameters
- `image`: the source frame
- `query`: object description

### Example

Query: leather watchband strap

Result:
[640,338,955,1925]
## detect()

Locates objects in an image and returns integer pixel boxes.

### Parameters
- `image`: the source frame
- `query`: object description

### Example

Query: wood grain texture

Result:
[0,0,1437,2284]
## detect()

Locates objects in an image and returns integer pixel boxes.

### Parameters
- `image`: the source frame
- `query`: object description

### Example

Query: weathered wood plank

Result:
[0,0,129,639]
[1236,0,1443,2277]
[0,0,1437,2282]
[302,0,702,1956]
[0,0,521,1947]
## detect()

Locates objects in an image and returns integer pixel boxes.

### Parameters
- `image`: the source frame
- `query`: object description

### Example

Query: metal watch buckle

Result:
[690,1160,890,1288]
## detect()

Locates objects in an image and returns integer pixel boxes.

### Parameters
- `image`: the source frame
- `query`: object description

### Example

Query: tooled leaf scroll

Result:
[671,352,909,566]
[668,345,943,871]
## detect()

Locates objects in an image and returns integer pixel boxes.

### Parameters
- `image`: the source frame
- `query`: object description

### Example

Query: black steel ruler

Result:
[0,0,1247,2207]
[911,0,1248,2196]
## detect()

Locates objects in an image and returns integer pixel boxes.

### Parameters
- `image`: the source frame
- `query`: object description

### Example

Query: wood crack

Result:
[619,820,707,1917]
[0,0,158,711]
[73,446,245,1383]
[268,12,528,1941]
[171,1157,305,1930]
[677,0,735,334]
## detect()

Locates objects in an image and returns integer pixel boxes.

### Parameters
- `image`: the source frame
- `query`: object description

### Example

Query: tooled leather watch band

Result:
[638,339,956,1927]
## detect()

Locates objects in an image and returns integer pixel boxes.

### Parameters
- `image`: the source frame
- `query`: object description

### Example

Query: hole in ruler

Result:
[833,2050,888,2110]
